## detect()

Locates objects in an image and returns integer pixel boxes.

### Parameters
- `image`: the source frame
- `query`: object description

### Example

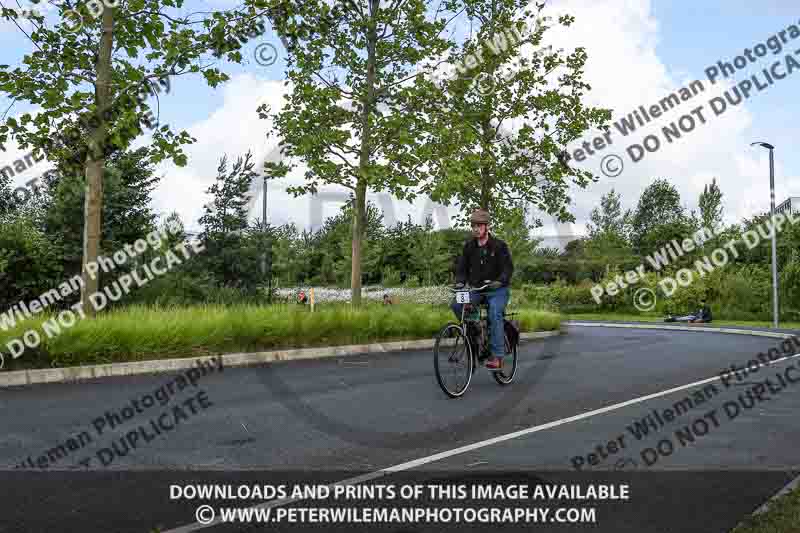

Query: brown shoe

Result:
[485,356,503,371]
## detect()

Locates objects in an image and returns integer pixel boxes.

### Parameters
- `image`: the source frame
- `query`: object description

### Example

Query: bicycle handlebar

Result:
[451,283,490,292]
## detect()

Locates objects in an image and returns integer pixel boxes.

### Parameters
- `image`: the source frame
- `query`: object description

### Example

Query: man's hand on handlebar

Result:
[487,280,502,290]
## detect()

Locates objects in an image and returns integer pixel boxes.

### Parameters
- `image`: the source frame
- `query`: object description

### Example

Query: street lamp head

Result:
[751,141,775,150]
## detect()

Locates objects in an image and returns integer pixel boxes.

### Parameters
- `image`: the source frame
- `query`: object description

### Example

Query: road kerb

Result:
[566,321,794,339]
[0,330,561,388]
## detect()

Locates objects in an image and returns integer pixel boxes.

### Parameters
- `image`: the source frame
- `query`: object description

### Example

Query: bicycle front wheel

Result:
[434,323,474,398]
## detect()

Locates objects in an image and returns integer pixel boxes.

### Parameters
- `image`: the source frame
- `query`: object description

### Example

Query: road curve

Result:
[1,324,799,532]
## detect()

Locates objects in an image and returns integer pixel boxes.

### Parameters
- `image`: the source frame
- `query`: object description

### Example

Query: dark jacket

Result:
[456,234,514,287]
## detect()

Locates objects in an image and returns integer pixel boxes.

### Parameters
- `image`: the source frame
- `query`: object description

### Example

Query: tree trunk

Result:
[351,180,367,304]
[479,180,491,211]
[477,2,499,214]
[351,0,379,306]
[81,6,115,317]
[81,159,104,316]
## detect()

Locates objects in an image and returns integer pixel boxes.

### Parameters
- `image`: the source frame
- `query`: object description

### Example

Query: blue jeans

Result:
[451,287,510,358]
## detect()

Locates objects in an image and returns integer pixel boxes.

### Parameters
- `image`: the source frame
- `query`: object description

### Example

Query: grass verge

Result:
[0,303,561,371]
[731,483,800,532]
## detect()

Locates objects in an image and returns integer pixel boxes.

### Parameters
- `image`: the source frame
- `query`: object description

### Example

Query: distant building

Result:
[183,231,202,247]
[775,197,800,216]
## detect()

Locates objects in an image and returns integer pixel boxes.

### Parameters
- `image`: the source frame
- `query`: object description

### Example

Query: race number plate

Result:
[455,291,471,304]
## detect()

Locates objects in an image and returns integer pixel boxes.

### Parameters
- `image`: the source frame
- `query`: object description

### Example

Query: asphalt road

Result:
[2,325,800,533]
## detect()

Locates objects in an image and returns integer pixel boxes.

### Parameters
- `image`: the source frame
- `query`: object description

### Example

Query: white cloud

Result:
[147,72,463,234]
[144,74,278,231]
[529,0,797,239]
[7,0,784,243]
[0,2,59,34]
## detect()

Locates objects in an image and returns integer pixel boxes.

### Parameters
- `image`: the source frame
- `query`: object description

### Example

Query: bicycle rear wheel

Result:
[493,330,518,385]
[434,323,474,398]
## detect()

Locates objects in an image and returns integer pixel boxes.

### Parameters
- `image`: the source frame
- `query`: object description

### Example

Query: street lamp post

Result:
[751,142,778,328]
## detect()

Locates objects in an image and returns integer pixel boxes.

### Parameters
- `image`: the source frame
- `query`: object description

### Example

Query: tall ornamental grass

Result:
[0,303,560,371]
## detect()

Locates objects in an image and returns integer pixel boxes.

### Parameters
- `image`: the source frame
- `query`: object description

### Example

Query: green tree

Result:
[271,223,300,286]
[0,213,64,309]
[0,1,253,315]
[528,244,561,283]
[331,200,384,287]
[492,202,539,279]
[587,189,627,239]
[698,178,724,231]
[259,0,453,304]
[695,177,725,252]
[629,178,693,257]
[0,164,14,216]
[198,152,261,291]
[42,149,160,279]
[295,228,320,284]
[780,249,800,320]
[161,211,186,249]
[409,216,450,285]
[382,216,417,284]
[418,1,611,229]
[439,227,473,282]
[585,188,633,275]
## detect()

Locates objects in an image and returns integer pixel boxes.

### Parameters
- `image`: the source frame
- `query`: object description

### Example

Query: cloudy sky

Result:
[1,0,798,246]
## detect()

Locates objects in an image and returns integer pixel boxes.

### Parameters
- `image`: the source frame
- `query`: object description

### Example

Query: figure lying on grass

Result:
[664,299,712,324]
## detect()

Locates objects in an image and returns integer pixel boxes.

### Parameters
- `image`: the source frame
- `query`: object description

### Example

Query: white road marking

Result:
[161,347,800,532]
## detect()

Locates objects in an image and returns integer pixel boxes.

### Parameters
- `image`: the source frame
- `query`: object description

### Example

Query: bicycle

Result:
[433,283,520,398]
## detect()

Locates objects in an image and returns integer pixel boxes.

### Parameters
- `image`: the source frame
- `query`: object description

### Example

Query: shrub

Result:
[381,266,402,287]
[658,270,708,316]
[593,268,626,311]
[780,251,800,321]
[718,265,771,319]
[516,284,557,311]
[550,279,600,313]
[0,215,64,309]
[121,270,270,307]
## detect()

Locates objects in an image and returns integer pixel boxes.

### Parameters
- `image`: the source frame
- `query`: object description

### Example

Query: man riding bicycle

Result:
[451,209,514,371]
